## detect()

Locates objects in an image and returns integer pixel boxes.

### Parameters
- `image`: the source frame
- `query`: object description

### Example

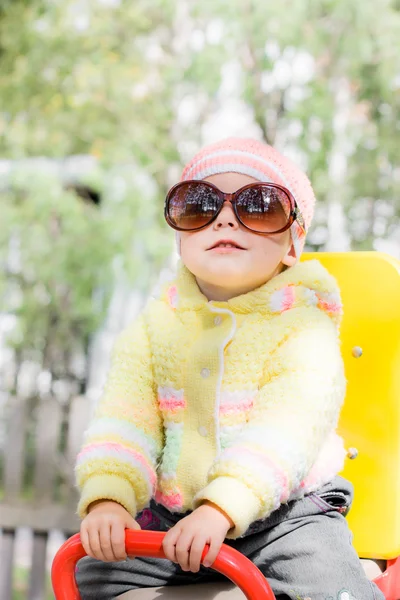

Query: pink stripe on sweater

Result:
[77,442,157,487]
[281,285,296,312]
[157,387,186,412]
[219,400,254,414]
[316,292,342,315]
[317,299,342,314]
[158,397,186,411]
[155,490,183,511]
[167,285,178,309]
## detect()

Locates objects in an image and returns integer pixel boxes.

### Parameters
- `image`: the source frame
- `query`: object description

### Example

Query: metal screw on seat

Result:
[347,447,359,460]
[352,346,363,358]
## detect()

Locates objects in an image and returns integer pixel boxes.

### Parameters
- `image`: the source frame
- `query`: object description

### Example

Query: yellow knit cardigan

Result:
[76,259,347,538]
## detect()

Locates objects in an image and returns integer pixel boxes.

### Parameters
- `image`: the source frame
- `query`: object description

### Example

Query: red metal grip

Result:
[51,529,276,600]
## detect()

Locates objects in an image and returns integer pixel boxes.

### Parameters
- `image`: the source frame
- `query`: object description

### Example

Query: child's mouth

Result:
[210,245,244,253]
[207,240,246,252]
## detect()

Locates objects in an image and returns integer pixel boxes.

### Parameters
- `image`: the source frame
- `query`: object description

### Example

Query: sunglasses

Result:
[164,180,306,235]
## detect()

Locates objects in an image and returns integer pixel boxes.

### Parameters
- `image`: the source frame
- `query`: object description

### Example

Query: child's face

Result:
[180,172,297,300]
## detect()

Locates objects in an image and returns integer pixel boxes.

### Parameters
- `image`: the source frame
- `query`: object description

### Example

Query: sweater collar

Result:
[162,259,342,324]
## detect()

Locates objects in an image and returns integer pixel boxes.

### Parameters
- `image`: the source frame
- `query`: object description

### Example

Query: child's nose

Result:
[213,201,239,230]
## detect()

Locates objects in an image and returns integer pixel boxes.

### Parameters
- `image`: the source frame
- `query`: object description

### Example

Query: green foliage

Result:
[2,0,399,235]
[0,164,171,366]
[0,0,399,371]
[191,0,400,247]
[0,0,179,170]
[2,173,109,351]
[12,566,53,600]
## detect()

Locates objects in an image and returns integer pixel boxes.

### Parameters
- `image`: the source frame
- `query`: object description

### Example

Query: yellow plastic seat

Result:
[302,251,400,560]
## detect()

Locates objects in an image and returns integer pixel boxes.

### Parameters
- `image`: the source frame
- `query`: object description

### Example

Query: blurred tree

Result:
[2,0,398,254]
[0,0,181,178]
[0,0,179,396]
[0,0,399,382]
[0,163,170,392]
[187,0,400,251]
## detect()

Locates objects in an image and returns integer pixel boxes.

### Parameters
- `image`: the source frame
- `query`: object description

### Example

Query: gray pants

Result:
[76,476,384,600]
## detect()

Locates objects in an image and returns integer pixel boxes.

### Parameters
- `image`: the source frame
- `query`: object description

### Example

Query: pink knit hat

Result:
[180,137,316,259]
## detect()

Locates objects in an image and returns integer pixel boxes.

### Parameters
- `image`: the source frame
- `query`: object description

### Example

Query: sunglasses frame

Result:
[164,179,306,235]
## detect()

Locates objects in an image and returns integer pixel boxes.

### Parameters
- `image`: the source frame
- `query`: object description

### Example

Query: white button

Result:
[201,368,210,378]
[198,426,208,437]
[214,316,222,326]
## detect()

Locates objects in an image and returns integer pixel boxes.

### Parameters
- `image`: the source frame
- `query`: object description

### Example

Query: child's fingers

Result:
[111,522,128,561]
[203,535,224,568]
[87,527,102,561]
[189,534,207,573]
[80,525,91,557]
[162,525,181,563]
[99,522,117,562]
[126,517,141,531]
[175,531,194,571]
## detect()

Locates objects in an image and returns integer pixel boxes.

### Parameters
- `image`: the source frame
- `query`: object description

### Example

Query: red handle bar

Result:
[51,529,276,600]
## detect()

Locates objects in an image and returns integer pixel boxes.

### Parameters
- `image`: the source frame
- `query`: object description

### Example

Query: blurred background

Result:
[0,0,399,598]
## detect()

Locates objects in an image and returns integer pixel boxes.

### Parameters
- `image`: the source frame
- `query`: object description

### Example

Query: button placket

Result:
[214,316,222,326]
[201,368,210,378]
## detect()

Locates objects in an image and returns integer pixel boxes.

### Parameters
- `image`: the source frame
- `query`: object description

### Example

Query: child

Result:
[75,138,384,600]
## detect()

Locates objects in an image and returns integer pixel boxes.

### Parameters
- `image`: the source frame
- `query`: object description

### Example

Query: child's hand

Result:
[80,500,141,562]
[162,501,234,573]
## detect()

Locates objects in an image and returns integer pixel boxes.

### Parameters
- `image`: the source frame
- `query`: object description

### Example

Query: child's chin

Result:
[207,268,248,285]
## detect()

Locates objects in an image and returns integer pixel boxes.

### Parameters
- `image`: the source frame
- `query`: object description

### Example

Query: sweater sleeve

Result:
[75,313,163,519]
[193,310,346,538]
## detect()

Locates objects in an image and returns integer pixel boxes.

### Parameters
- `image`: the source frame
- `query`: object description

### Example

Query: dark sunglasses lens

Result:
[167,183,220,230]
[236,186,292,233]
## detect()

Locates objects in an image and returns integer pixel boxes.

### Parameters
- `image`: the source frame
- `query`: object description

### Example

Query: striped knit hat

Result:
[180,137,316,259]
